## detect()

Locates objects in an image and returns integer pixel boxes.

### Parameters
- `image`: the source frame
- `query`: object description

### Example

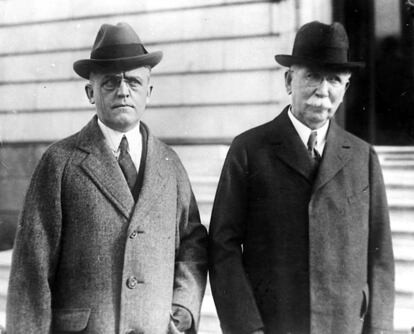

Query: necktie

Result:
[307,131,322,165]
[118,136,137,193]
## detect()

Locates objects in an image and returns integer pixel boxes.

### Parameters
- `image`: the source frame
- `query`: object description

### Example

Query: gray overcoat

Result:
[209,108,394,334]
[6,116,208,334]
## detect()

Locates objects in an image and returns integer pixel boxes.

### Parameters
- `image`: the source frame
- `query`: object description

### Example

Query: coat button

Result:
[126,276,138,289]
[129,231,138,239]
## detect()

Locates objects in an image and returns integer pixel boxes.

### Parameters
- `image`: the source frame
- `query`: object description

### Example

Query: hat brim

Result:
[275,54,365,70]
[73,51,163,79]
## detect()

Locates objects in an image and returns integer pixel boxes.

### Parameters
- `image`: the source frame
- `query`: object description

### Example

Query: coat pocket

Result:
[347,184,369,205]
[360,284,370,320]
[52,308,91,332]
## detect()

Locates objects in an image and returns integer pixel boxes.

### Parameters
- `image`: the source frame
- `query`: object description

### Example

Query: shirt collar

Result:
[97,118,141,154]
[287,107,329,153]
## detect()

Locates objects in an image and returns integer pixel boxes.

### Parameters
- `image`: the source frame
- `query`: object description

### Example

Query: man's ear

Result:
[146,85,153,104]
[85,84,95,104]
[285,70,293,95]
[345,80,350,92]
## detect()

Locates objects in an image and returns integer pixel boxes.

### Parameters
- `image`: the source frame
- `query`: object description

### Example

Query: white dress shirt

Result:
[97,119,142,172]
[287,108,329,156]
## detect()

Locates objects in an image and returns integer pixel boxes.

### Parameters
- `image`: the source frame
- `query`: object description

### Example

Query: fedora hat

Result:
[275,21,364,69]
[73,22,163,79]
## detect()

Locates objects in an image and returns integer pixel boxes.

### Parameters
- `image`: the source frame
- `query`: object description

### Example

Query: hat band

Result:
[293,46,348,64]
[91,43,147,60]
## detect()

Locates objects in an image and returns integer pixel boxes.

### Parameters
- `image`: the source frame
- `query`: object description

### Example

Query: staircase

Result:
[0,250,10,327]
[376,147,414,334]
[0,145,413,333]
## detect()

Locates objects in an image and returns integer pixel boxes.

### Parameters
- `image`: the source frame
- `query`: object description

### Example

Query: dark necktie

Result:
[307,131,322,166]
[118,136,137,193]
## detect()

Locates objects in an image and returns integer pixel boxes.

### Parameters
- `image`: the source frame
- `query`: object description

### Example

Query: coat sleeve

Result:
[6,148,64,334]
[208,139,263,334]
[172,160,208,334]
[363,147,395,334]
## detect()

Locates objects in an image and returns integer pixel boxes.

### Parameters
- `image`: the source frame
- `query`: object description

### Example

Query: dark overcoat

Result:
[209,108,394,334]
[6,117,208,334]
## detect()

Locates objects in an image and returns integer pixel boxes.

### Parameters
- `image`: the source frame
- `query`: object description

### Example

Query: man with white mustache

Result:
[285,64,351,130]
[209,21,394,334]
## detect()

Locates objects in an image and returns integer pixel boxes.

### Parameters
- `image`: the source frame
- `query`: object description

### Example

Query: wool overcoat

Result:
[209,108,394,334]
[6,116,208,334]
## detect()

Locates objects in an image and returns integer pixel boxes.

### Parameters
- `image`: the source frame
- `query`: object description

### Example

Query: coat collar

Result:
[267,107,315,182]
[76,116,168,220]
[267,107,352,189]
[313,120,352,192]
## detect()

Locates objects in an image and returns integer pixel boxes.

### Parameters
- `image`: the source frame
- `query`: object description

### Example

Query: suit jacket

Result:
[6,116,208,334]
[209,108,394,334]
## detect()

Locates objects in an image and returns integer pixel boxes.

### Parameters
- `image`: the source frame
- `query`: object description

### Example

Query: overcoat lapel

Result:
[77,117,135,219]
[128,130,169,231]
[313,121,352,193]
[268,108,315,183]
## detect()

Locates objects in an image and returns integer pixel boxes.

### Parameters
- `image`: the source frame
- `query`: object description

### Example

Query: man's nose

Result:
[315,78,330,96]
[117,79,130,97]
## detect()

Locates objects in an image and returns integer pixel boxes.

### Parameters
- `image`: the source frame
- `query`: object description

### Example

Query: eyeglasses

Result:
[100,75,144,91]
[289,69,349,87]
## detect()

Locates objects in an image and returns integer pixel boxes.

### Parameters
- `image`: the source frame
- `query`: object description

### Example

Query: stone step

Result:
[201,294,217,316]
[198,315,221,334]
[173,145,228,178]
[0,295,5,313]
[387,187,414,208]
[191,176,219,208]
[0,266,10,281]
[0,251,11,265]
[390,209,414,234]
[383,168,414,186]
[393,232,414,262]
[199,283,220,333]
[395,261,414,298]
[381,159,414,168]
[0,311,4,328]
[0,277,7,300]
[0,251,11,316]
[394,309,414,334]
[375,146,414,159]
[394,312,414,333]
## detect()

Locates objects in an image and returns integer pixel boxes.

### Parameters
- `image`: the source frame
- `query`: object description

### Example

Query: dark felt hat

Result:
[275,21,364,70]
[73,22,163,79]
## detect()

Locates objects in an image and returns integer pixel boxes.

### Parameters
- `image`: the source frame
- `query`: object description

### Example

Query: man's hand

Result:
[170,305,192,332]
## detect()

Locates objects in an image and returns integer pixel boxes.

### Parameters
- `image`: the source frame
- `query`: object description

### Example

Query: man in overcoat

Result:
[6,22,208,334]
[209,21,394,334]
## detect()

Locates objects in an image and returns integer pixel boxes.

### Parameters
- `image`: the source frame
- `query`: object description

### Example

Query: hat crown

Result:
[91,23,147,60]
[93,23,142,50]
[292,21,349,64]
[274,21,363,69]
[294,21,349,50]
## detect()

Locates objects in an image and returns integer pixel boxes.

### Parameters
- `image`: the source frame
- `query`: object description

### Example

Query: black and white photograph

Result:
[0,0,412,333]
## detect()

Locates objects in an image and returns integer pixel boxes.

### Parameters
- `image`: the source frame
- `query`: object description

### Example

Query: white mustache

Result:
[306,96,332,109]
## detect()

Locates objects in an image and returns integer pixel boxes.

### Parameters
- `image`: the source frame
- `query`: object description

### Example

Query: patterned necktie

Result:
[118,135,137,193]
[307,131,322,165]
